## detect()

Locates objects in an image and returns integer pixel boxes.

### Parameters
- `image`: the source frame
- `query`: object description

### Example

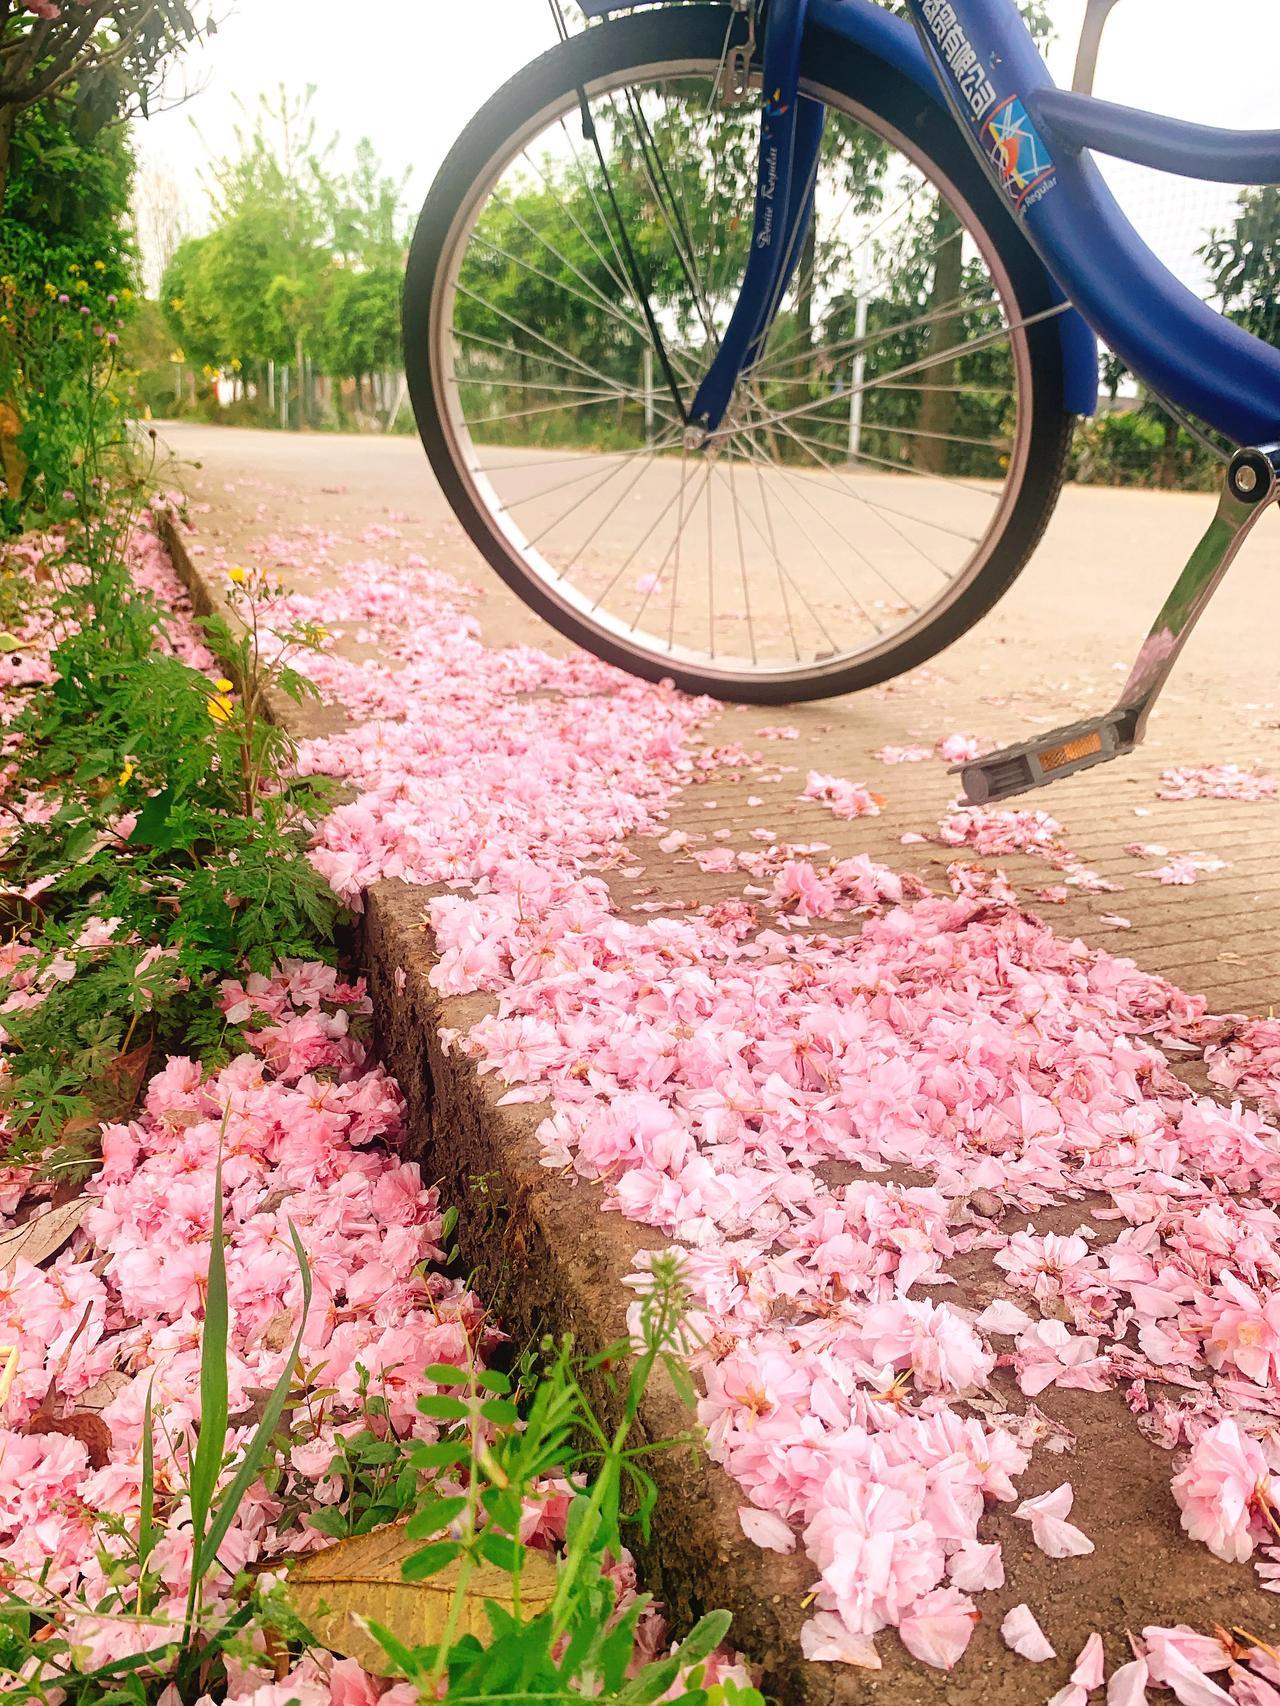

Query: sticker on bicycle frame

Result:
[920,0,997,120]
[985,95,1057,208]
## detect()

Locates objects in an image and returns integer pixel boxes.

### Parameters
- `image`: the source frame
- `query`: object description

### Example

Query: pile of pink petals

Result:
[922,803,1120,894]
[1157,765,1276,802]
[801,771,882,820]
[1,961,493,1698]
[1204,1016,1280,1119]
[216,526,1280,1692]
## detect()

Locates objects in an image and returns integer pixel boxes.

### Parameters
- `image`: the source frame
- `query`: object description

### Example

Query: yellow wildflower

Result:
[121,288,134,302]
[228,566,247,585]
[214,677,234,693]
[206,694,233,723]
[93,260,106,273]
[118,760,135,786]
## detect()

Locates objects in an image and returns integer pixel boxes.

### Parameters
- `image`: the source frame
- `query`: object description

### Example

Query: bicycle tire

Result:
[404,5,1075,704]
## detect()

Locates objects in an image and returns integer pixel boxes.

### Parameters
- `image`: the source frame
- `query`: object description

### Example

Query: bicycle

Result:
[402,0,1280,804]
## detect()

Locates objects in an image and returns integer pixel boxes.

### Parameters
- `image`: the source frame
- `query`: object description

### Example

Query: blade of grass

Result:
[183,1147,230,1639]
[193,1217,312,1580]
[136,1374,156,1611]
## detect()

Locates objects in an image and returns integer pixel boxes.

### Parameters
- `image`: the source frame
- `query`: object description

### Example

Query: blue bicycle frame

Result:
[583,0,1280,446]
[903,0,1280,447]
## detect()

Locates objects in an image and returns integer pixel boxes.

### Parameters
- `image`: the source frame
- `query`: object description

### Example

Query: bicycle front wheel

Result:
[404,5,1074,703]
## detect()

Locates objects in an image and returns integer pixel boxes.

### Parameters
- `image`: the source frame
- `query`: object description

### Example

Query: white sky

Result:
[134,0,1280,295]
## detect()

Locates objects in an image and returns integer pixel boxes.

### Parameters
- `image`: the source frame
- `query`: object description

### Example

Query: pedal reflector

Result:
[1039,730,1104,772]
[955,712,1138,804]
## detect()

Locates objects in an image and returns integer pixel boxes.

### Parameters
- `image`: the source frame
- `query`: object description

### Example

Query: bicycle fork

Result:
[958,445,1280,805]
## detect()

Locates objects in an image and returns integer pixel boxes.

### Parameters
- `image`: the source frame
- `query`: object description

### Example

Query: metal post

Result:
[643,345,655,446]
[847,289,869,463]
[267,359,275,412]
[280,364,290,430]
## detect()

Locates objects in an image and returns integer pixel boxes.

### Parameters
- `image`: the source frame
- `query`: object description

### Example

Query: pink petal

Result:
[1017,1482,1075,1522]
[1156,1649,1234,1706]
[897,1587,979,1672]
[800,1612,881,1667]
[976,1300,1035,1335]
[1107,1657,1150,1705]
[1032,1513,1096,1558]
[1001,1603,1056,1662]
[737,1506,796,1554]
[1072,1633,1105,1690]
[949,1539,1004,1593]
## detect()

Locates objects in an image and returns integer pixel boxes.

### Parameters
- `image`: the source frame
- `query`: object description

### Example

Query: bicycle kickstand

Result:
[957,445,1280,806]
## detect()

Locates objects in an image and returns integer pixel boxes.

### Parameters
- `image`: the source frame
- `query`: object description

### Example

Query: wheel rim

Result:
[424,50,1038,691]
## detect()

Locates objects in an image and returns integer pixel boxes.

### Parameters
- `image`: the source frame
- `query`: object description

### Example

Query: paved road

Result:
[156,419,1280,1013]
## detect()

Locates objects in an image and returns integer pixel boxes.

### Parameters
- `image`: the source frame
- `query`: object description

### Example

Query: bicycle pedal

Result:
[955,712,1137,805]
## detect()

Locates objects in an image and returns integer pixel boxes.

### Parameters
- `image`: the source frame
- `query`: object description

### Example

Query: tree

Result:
[161,89,334,388]
[320,264,401,399]
[326,137,407,269]
[160,92,410,424]
[1201,185,1280,351]
[0,87,134,296]
[0,91,138,524]
[0,1,206,208]
[161,233,223,368]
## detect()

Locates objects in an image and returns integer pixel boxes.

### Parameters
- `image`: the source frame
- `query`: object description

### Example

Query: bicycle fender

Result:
[688,0,811,432]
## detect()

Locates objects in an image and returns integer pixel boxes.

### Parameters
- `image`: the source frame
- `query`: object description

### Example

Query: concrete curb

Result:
[157,509,856,1705]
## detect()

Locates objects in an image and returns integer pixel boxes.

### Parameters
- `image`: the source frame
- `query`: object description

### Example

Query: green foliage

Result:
[0,526,341,1172]
[0,97,138,531]
[0,3,206,189]
[0,99,135,298]
[161,90,409,398]
[319,264,402,382]
[363,1254,763,1705]
[1201,184,1280,350]
[1069,407,1220,492]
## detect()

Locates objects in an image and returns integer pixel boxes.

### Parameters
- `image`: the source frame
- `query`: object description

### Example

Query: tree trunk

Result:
[1157,413,1179,489]
[916,199,963,475]
[295,332,307,429]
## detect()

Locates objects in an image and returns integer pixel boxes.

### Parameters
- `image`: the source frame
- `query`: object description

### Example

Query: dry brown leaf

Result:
[285,1520,558,1674]
[101,1040,154,1119]
[75,1370,132,1412]
[0,1198,87,1273]
[255,1309,295,1353]
[0,399,27,501]
[22,1411,113,1468]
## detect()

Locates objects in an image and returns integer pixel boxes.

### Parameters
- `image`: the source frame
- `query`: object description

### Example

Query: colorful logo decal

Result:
[985,95,1056,208]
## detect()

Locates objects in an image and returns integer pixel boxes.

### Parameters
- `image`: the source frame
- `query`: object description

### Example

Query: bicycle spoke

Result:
[520,145,634,301]
[488,437,679,516]
[451,322,641,401]
[728,426,897,626]
[431,56,1048,684]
